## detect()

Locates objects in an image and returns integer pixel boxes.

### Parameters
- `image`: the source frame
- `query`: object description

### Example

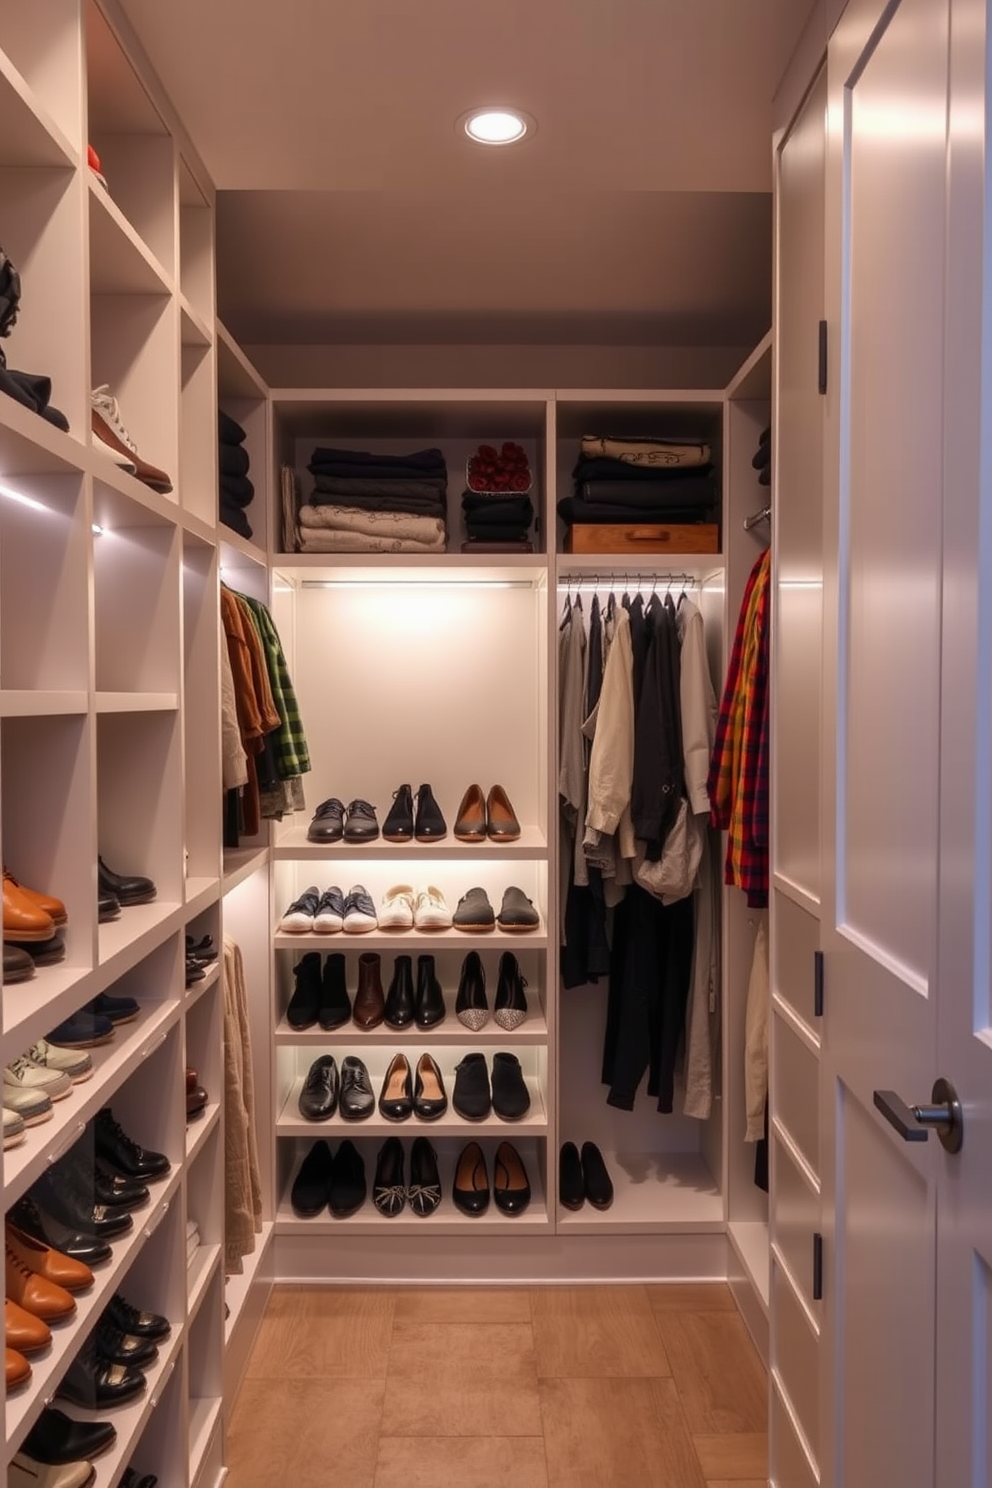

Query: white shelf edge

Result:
[94,691,179,713]
[185,961,221,1010]
[180,292,213,348]
[0,51,79,167]
[272,1011,550,1047]
[217,320,269,399]
[273,926,549,951]
[219,530,269,568]
[186,1101,221,1164]
[273,1188,552,1236]
[728,1218,771,1310]
[222,846,270,895]
[271,827,549,862]
[88,177,174,296]
[184,876,221,918]
[0,691,88,717]
[189,1396,224,1483]
[188,1241,223,1327]
[224,1221,274,1350]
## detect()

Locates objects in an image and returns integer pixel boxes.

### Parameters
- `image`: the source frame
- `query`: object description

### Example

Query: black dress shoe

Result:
[98,889,122,922]
[93,1319,159,1368]
[18,933,65,965]
[104,1292,170,1342]
[328,1139,366,1217]
[185,935,217,964]
[93,1160,149,1211]
[121,1470,157,1488]
[56,1338,146,1407]
[559,1142,584,1210]
[97,856,156,907]
[581,1141,614,1210]
[290,1139,333,1217]
[493,952,528,1031]
[287,951,321,1030]
[22,1406,117,1465]
[339,1056,375,1120]
[384,955,415,1029]
[382,783,414,843]
[452,1051,491,1120]
[8,1194,113,1266]
[30,1171,134,1240]
[378,1053,414,1121]
[455,951,489,1030]
[408,1136,442,1217]
[3,943,35,983]
[413,1053,448,1120]
[95,1108,171,1180]
[373,1136,406,1217]
[318,953,351,1030]
[452,1142,489,1216]
[298,1055,338,1121]
[307,796,345,843]
[56,1149,148,1214]
[343,798,379,844]
[415,955,446,1029]
[414,783,447,842]
[491,1052,531,1121]
[493,1141,531,1216]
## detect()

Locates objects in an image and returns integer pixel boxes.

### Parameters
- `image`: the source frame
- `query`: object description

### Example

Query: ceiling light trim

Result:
[459,106,536,147]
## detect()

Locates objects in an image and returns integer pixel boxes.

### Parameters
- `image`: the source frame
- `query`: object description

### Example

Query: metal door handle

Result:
[873,1078,963,1154]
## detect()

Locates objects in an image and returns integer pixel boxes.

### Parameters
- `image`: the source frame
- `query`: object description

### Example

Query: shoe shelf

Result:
[0,691,89,717]
[274,1183,551,1238]
[2,1163,183,1457]
[273,925,549,951]
[98,899,185,973]
[88,180,174,298]
[276,1075,548,1139]
[273,1006,550,1047]
[185,1100,221,1165]
[189,1396,223,1488]
[0,48,78,168]
[93,691,180,713]
[3,998,182,1206]
[183,878,221,921]
[185,959,221,1011]
[273,824,549,861]
[555,1151,724,1236]
[188,1241,223,1328]
[76,1326,185,1488]
[222,846,270,897]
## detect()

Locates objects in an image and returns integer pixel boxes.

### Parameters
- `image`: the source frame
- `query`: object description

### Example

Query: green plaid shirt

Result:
[239,595,311,780]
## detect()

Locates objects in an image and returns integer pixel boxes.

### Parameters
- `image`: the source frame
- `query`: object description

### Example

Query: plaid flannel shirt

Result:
[239,595,311,781]
[707,548,770,906]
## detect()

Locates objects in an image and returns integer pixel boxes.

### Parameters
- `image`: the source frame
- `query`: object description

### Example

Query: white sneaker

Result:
[91,383,138,474]
[28,1038,92,1083]
[342,885,378,934]
[5,1054,72,1102]
[278,886,320,933]
[378,885,415,930]
[313,886,345,934]
[2,1087,53,1125]
[3,1106,25,1149]
[414,885,453,931]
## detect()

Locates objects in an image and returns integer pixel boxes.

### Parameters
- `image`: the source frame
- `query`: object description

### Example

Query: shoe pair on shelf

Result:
[306,786,448,845]
[298,1052,448,1123]
[455,950,527,1031]
[452,1052,530,1122]
[453,1140,531,1217]
[453,784,521,842]
[291,950,444,1032]
[1,1000,140,1131]
[291,1138,366,1218]
[185,933,217,986]
[91,384,173,494]
[372,1136,441,1217]
[278,884,377,934]
[452,886,540,933]
[98,856,157,922]
[8,1402,119,1487]
[559,1141,614,1211]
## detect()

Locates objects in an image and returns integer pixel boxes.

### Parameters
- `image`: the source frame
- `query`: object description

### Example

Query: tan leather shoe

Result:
[5,1245,76,1320]
[486,784,521,841]
[3,868,67,927]
[453,783,487,842]
[5,1298,52,1354]
[6,1223,94,1294]
[91,397,173,495]
[2,874,55,942]
[5,1346,31,1390]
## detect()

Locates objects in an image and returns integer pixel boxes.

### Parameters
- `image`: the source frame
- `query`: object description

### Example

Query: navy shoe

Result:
[86,992,139,1025]
[47,1012,116,1048]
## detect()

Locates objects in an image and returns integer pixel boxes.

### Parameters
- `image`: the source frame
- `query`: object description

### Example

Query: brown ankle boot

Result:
[353,952,385,1029]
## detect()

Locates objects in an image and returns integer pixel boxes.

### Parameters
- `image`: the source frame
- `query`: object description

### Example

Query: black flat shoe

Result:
[328,1139,366,1217]
[290,1139,333,1217]
[408,1137,442,1217]
[415,954,446,1028]
[373,1136,406,1217]
[493,1141,531,1216]
[581,1141,614,1210]
[559,1141,584,1210]
[493,951,528,1031]
[455,951,489,1030]
[491,1052,530,1121]
[298,1055,339,1121]
[452,1141,489,1216]
[384,955,416,1029]
[382,784,414,843]
[378,1053,414,1121]
[413,1053,448,1120]
[414,783,447,842]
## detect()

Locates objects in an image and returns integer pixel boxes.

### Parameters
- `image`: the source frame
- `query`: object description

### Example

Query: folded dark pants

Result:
[220,443,251,477]
[220,501,253,539]
[557,497,713,524]
[577,478,716,507]
[311,476,448,500]
[462,494,534,524]
[309,493,446,517]
[574,457,714,483]
[0,366,70,431]
[309,446,446,474]
[219,409,247,445]
[221,474,255,507]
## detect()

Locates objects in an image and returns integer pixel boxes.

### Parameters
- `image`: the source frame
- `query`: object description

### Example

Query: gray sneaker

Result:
[452,887,495,931]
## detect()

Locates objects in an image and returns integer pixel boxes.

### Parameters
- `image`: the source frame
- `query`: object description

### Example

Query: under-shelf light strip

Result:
[300,579,529,590]
[557,570,699,591]
[0,480,105,535]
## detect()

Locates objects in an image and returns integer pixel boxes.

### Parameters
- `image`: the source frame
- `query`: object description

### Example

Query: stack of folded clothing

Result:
[219,410,254,540]
[753,424,771,485]
[558,433,718,529]
[460,441,535,552]
[300,446,448,553]
[0,244,69,432]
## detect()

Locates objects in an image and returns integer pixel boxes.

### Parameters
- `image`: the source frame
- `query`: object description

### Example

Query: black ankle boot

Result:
[414,783,447,842]
[415,954,446,1029]
[287,951,321,1030]
[384,955,415,1029]
[318,953,351,1030]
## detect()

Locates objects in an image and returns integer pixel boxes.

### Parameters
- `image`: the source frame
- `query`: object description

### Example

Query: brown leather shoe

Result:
[352,952,385,1030]
[7,1223,94,1294]
[5,1245,77,1319]
[3,868,67,927]
[5,1298,52,1354]
[91,406,173,495]
[454,784,487,843]
[486,785,521,841]
[5,1346,31,1390]
[2,874,55,942]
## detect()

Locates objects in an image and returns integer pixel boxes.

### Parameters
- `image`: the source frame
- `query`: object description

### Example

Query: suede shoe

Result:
[85,991,139,1024]
[452,887,495,932]
[328,1140,366,1217]
[491,1052,531,1120]
[287,952,321,1030]
[298,1056,339,1121]
[290,1140,333,1217]
[414,783,446,842]
[343,799,379,844]
[318,953,351,1030]
[46,1011,115,1048]
[496,886,540,932]
[452,1052,491,1121]
[382,784,414,843]
[306,797,345,843]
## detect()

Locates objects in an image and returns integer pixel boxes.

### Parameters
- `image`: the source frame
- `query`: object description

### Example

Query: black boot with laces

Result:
[94,1108,171,1180]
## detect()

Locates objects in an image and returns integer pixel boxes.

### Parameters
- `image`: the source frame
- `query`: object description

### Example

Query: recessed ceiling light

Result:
[461,107,534,146]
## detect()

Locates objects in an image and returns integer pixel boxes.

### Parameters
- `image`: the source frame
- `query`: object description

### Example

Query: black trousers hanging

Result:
[602,884,694,1113]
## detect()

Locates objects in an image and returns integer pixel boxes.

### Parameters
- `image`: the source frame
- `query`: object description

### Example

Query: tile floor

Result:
[225,1282,768,1488]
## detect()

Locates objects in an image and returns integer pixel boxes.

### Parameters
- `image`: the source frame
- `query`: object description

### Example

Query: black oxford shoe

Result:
[298,1055,339,1121]
[56,1339,146,1407]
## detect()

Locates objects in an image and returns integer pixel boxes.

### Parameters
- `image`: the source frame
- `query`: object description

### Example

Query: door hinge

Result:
[813,949,824,1017]
[818,320,828,394]
[812,1232,824,1301]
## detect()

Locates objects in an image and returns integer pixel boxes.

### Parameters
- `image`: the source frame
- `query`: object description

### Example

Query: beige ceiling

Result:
[119,0,814,347]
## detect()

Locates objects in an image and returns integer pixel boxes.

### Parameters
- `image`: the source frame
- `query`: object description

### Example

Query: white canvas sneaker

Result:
[4,1054,72,1102]
[28,1038,93,1083]
[313,886,345,934]
[2,1106,25,1149]
[378,885,415,930]
[413,885,453,931]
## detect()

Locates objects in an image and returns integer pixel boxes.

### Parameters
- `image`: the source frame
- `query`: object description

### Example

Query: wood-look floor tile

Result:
[540,1377,706,1488]
[693,1433,769,1478]
[226,1377,384,1487]
[382,1375,543,1436]
[532,1286,671,1378]
[387,1321,536,1379]
[656,1312,768,1433]
[245,1286,394,1378]
[374,1436,548,1488]
[707,1479,768,1487]
[646,1282,737,1312]
[391,1287,532,1323]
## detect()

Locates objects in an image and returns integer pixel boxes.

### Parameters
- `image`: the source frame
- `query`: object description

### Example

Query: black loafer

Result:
[97,857,156,907]
[104,1292,171,1342]
[298,1055,339,1121]
[559,1141,584,1210]
[452,1052,491,1120]
[452,1141,489,1216]
[328,1139,366,1218]
[456,951,489,1030]
[414,783,447,842]
[343,798,379,844]
[493,1141,531,1216]
[307,797,345,843]
[581,1141,614,1210]
[378,1053,414,1121]
[491,1052,531,1121]
[94,1108,171,1180]
[408,1137,442,1217]
[373,1136,406,1217]
[290,1139,333,1217]
[453,888,495,932]
[382,784,414,843]
[22,1406,117,1465]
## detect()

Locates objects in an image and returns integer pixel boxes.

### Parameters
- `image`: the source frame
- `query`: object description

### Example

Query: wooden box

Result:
[564,523,720,555]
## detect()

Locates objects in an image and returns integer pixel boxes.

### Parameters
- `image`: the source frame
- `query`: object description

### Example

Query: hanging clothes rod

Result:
[557,570,699,590]
[743,504,771,531]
